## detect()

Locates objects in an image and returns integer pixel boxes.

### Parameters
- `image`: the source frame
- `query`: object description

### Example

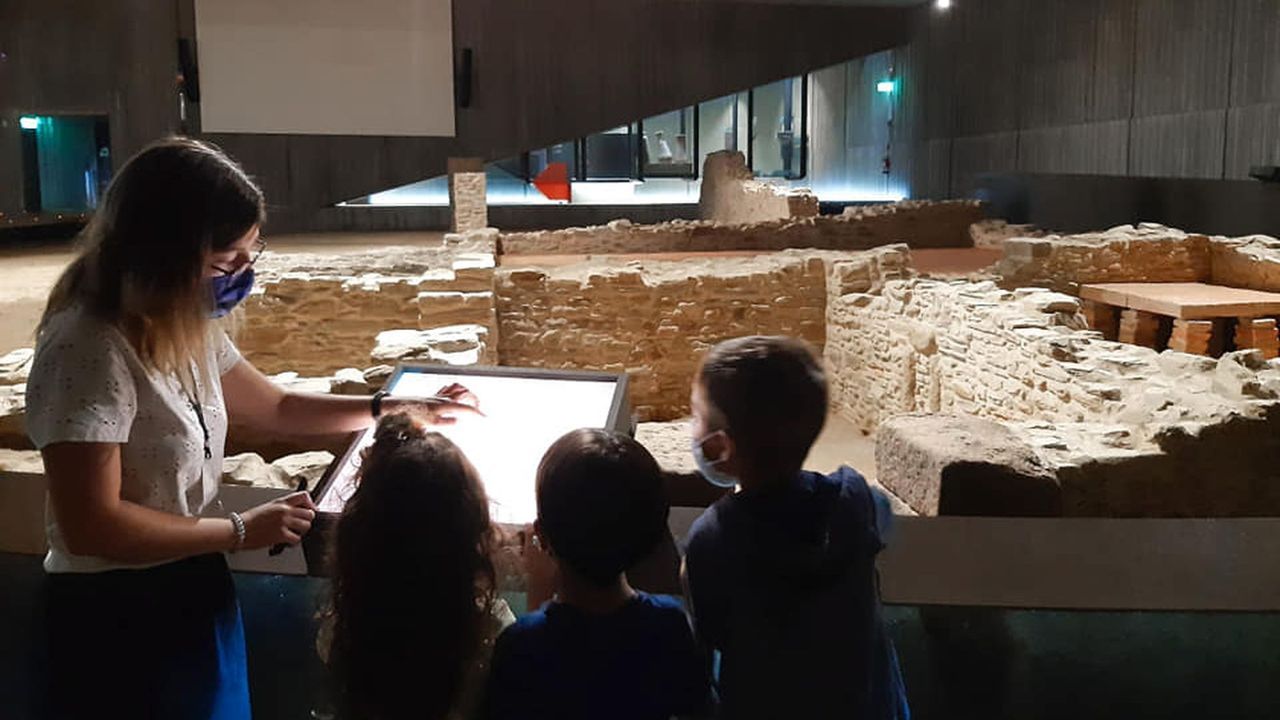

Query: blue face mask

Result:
[209,267,255,318]
[692,431,738,489]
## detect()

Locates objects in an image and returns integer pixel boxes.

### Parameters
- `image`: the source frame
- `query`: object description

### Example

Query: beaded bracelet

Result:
[228,511,246,553]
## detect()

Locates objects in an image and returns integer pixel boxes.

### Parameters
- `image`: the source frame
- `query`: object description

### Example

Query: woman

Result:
[25,137,475,718]
[321,412,513,720]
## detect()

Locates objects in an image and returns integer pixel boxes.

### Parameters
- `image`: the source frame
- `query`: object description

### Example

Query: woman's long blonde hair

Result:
[39,137,264,387]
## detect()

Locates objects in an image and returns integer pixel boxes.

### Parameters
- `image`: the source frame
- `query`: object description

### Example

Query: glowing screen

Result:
[317,369,623,525]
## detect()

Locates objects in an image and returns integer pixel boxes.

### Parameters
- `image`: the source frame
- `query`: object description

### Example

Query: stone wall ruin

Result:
[7,208,1280,521]
[497,199,983,256]
[698,150,818,224]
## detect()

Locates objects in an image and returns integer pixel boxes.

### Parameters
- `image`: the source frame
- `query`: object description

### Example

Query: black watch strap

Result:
[371,390,390,419]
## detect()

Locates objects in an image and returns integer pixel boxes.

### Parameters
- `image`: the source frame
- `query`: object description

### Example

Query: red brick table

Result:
[1079,282,1280,358]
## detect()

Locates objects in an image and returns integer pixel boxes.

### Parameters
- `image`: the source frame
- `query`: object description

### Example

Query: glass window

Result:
[751,77,806,179]
[640,108,695,178]
[698,93,748,175]
[583,125,637,180]
[486,155,532,203]
[529,141,578,181]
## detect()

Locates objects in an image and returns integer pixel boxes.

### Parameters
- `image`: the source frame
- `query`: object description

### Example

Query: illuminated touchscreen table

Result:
[314,364,632,526]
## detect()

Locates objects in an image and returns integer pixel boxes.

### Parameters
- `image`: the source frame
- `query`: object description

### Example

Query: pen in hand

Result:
[268,476,310,556]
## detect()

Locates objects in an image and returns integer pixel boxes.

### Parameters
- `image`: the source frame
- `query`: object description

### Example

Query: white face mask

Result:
[691,430,738,489]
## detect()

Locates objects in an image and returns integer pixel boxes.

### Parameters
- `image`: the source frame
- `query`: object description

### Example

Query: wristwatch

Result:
[371,390,390,419]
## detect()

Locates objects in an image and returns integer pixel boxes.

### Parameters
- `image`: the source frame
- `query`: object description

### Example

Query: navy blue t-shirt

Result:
[684,467,909,720]
[484,592,710,720]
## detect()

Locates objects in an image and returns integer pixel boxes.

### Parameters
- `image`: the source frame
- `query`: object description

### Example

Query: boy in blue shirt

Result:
[684,336,909,720]
[485,429,711,720]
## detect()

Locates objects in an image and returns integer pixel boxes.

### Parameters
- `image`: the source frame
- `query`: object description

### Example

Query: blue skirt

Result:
[44,553,251,719]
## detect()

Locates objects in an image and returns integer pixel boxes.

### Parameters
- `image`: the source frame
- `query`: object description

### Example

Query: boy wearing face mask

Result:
[682,336,909,720]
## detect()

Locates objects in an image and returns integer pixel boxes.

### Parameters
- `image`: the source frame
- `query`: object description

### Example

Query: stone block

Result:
[875,414,1060,517]
[416,291,496,329]
[371,325,490,366]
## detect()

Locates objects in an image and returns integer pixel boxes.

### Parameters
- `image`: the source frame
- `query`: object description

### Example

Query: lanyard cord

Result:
[184,369,213,461]
[189,395,212,460]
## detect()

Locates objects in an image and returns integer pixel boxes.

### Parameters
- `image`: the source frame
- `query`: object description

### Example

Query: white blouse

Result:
[25,306,242,573]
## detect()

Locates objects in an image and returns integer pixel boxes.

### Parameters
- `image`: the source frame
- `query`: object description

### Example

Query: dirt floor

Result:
[0,232,449,352]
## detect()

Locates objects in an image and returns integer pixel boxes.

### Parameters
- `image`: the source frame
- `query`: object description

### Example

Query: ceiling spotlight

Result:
[936,0,953,9]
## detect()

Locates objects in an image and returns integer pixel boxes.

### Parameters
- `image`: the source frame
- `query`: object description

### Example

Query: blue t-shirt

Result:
[684,467,909,720]
[484,592,710,720]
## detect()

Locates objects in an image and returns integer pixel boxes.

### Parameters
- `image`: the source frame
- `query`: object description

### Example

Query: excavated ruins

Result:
[3,181,1280,520]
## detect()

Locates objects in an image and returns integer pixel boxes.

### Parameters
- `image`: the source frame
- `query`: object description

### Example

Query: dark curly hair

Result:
[326,412,497,720]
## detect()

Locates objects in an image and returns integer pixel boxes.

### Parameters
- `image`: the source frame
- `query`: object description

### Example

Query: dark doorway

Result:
[19,114,112,214]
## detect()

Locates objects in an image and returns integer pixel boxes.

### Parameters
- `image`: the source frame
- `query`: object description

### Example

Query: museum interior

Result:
[4,0,1280,718]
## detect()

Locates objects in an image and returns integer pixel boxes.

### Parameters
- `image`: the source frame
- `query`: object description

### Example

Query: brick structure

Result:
[1235,318,1280,359]
[1118,309,1161,348]
[1168,320,1213,355]
[1081,300,1118,340]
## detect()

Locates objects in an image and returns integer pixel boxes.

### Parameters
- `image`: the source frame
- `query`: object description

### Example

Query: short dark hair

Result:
[697,336,828,478]
[536,429,669,587]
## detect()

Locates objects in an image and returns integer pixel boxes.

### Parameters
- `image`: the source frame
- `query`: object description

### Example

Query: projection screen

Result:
[193,0,455,136]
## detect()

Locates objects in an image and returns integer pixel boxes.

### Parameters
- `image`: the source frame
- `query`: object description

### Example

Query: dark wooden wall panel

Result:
[1229,0,1280,106]
[1225,103,1280,178]
[1132,0,1233,116]
[1091,0,1138,122]
[916,138,954,199]
[951,131,1018,195]
[1017,121,1129,175]
[1129,111,1227,179]
[918,9,959,141]
[876,0,1279,199]
[952,0,1021,137]
[1018,0,1099,129]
